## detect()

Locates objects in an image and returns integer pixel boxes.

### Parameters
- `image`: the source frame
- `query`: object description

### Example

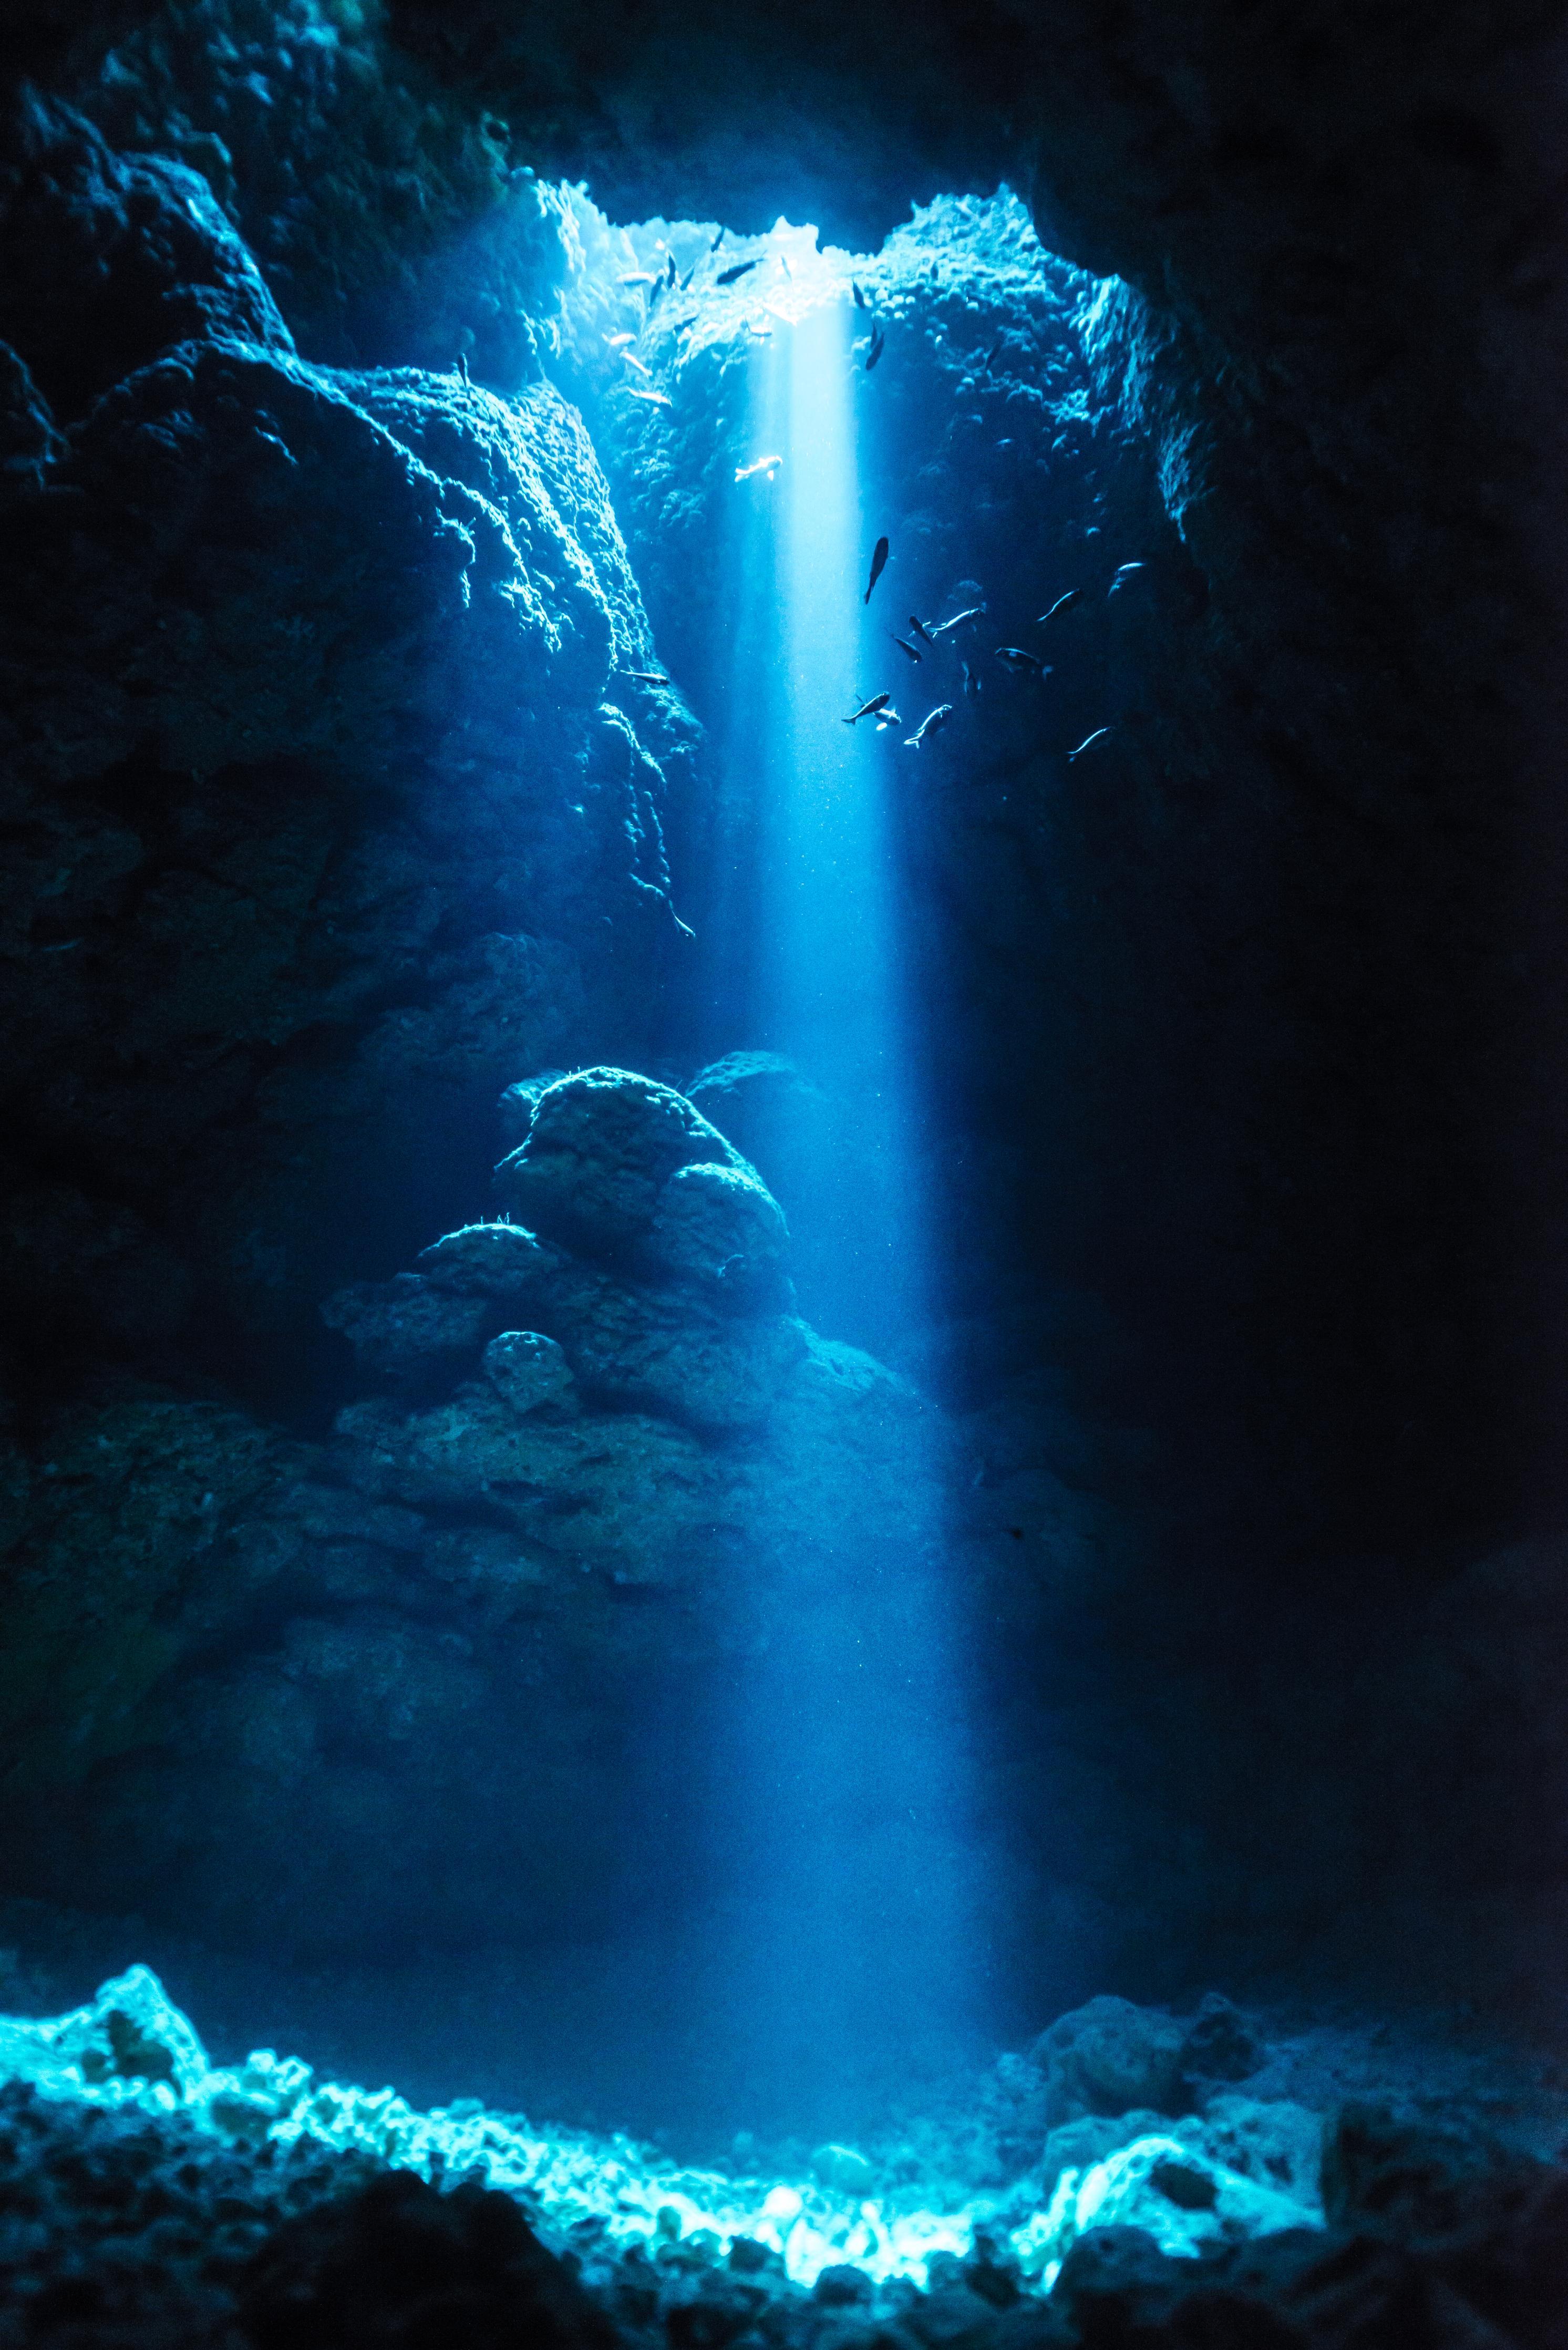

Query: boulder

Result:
[494,1068,758,1263]
[321,1273,500,1386]
[482,1329,578,1417]
[417,1222,564,1301]
[1033,1995,1189,2123]
[645,1158,791,1308]
[538,1260,808,1432]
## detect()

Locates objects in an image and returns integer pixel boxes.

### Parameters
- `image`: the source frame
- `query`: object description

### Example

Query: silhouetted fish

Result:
[863,537,890,604]
[889,633,922,662]
[1069,727,1112,759]
[873,707,903,729]
[962,661,983,697]
[910,615,936,645]
[780,254,793,281]
[623,670,670,684]
[680,266,695,291]
[843,693,892,725]
[1037,589,1082,625]
[905,703,953,748]
[711,228,725,253]
[932,604,985,637]
[666,253,677,284]
[717,259,760,286]
[995,646,1047,674]
[866,324,885,370]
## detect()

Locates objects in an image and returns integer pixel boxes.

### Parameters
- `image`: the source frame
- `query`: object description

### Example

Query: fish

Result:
[746,322,773,339]
[889,633,922,663]
[779,253,793,280]
[627,387,673,407]
[456,351,470,384]
[873,708,903,729]
[863,536,890,604]
[905,703,954,748]
[666,252,677,285]
[605,332,636,348]
[623,670,670,684]
[995,646,1048,674]
[735,453,783,482]
[866,323,885,370]
[843,693,892,725]
[622,349,652,377]
[1069,727,1112,759]
[909,614,936,645]
[1037,589,1082,625]
[932,604,985,637]
[962,661,983,697]
[982,339,1003,370]
[852,281,868,311]
[620,270,656,286]
[1107,562,1146,594]
[710,228,725,253]
[717,258,760,286]
[648,274,665,312]
[680,266,695,291]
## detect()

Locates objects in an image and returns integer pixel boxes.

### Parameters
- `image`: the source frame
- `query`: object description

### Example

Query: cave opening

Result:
[6,3,1568,2337]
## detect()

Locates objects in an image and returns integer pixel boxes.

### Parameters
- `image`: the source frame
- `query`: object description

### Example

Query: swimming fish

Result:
[982,338,1003,370]
[995,646,1047,674]
[622,349,652,377]
[1107,562,1146,594]
[866,324,885,370]
[605,332,636,348]
[624,670,670,684]
[905,703,954,748]
[843,693,892,725]
[852,281,868,311]
[863,536,890,604]
[873,707,903,729]
[456,351,470,384]
[735,453,783,482]
[717,258,760,286]
[1037,589,1082,625]
[680,266,695,291]
[711,228,725,252]
[1069,727,1112,759]
[909,615,936,646]
[962,661,983,697]
[666,252,677,285]
[931,604,985,637]
[620,271,656,286]
[779,253,793,280]
[627,387,673,407]
[889,633,922,663]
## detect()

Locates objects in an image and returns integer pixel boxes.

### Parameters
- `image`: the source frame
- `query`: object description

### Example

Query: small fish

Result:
[735,453,783,482]
[622,349,652,377]
[779,253,793,280]
[605,332,636,348]
[1107,562,1146,594]
[852,281,868,311]
[456,351,470,384]
[843,693,892,725]
[889,633,922,663]
[982,339,1002,370]
[1069,727,1112,759]
[905,703,954,748]
[624,670,670,684]
[866,324,885,371]
[620,270,656,286]
[680,266,695,291]
[717,258,760,286]
[666,253,677,285]
[995,646,1047,674]
[909,614,936,646]
[627,388,673,407]
[711,227,725,253]
[863,535,890,604]
[648,274,666,312]
[962,661,983,697]
[873,708,903,730]
[932,604,985,637]
[1037,589,1082,625]
[746,322,773,340]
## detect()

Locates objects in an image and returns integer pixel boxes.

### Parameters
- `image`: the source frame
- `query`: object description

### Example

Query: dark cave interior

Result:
[5,2,1568,2342]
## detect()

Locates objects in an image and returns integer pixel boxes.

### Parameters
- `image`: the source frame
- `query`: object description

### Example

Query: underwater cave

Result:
[5,0,1568,2341]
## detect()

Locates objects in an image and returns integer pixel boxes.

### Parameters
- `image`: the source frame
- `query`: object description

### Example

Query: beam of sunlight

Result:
[690,266,990,2129]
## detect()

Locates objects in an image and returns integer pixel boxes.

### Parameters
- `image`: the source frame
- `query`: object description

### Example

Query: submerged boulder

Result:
[1034,1995,1189,2124]
[494,1067,770,1270]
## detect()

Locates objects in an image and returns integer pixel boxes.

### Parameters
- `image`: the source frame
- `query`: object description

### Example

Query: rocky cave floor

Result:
[4,1967,1568,2347]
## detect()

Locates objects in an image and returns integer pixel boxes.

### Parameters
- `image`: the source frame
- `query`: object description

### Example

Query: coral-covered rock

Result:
[496,1067,756,1261]
[321,1273,501,1387]
[482,1327,578,1416]
[1033,1996,1189,2125]
[646,1159,791,1309]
